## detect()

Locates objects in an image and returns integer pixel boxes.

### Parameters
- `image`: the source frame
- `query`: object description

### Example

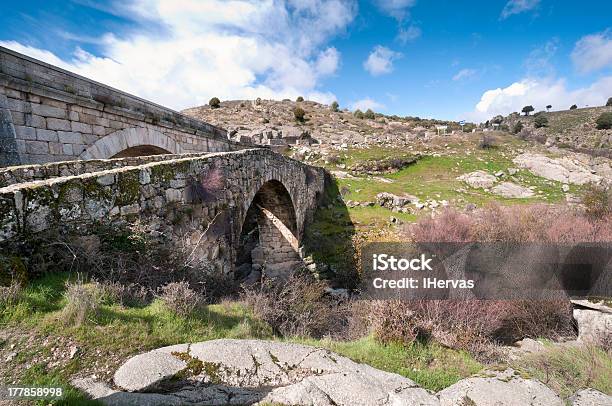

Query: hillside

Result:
[494,105,612,152]
[182,99,467,148]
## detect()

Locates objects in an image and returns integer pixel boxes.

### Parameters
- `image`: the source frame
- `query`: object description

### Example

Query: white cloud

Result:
[571,30,612,73]
[500,0,540,19]
[397,25,421,44]
[0,0,358,110]
[363,46,402,76]
[524,39,558,77]
[351,97,385,111]
[466,76,612,122]
[452,68,477,81]
[374,0,416,21]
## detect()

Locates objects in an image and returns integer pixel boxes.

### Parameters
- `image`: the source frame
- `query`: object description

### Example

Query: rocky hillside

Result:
[492,106,612,153]
[182,99,465,148]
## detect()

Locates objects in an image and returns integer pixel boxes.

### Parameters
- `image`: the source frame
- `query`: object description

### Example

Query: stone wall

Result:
[0,148,326,276]
[0,46,242,166]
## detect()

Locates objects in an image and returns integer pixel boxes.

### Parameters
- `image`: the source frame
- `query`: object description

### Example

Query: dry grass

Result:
[0,282,22,307]
[61,279,103,326]
[158,281,204,317]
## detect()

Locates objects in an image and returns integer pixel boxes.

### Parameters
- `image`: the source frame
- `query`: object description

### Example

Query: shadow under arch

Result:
[235,180,301,281]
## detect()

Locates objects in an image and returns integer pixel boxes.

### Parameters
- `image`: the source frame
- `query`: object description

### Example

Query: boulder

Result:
[513,153,605,185]
[569,388,612,406]
[437,368,563,406]
[573,306,612,348]
[457,171,497,189]
[85,340,440,406]
[491,182,535,198]
[376,192,418,209]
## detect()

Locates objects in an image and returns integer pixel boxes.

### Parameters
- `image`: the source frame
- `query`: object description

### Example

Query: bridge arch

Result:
[235,179,301,280]
[80,128,181,159]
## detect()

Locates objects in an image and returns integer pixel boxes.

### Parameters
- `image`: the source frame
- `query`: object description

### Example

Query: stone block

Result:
[25,140,49,154]
[25,114,46,128]
[36,129,59,142]
[62,144,74,155]
[92,125,105,136]
[71,121,92,133]
[31,103,66,119]
[120,204,140,216]
[7,98,29,113]
[47,118,71,131]
[96,174,115,186]
[58,131,83,144]
[10,111,25,126]
[14,125,36,140]
[49,142,62,155]
[68,111,79,121]
[165,188,182,203]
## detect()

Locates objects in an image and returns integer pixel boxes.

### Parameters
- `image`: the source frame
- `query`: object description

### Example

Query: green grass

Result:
[512,344,612,397]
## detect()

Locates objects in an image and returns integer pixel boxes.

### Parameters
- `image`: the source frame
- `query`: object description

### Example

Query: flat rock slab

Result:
[491,182,535,198]
[88,339,439,406]
[513,153,605,185]
[457,171,497,189]
[437,368,563,406]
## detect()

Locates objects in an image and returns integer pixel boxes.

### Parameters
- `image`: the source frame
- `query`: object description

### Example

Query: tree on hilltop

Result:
[209,97,220,109]
[546,104,552,112]
[606,97,612,107]
[521,105,534,116]
[570,104,578,110]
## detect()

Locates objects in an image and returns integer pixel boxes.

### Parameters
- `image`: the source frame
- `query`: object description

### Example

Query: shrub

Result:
[241,273,349,338]
[62,279,103,326]
[208,97,220,109]
[546,104,552,111]
[595,112,612,130]
[296,96,304,102]
[364,109,376,119]
[159,281,203,316]
[293,106,306,122]
[606,97,612,107]
[331,101,339,112]
[0,282,22,307]
[534,113,548,128]
[570,104,578,110]
[521,105,534,116]
[353,109,365,119]
[369,300,431,345]
[97,281,150,307]
[408,208,474,243]
[582,182,611,220]
[478,133,497,149]
[512,121,524,134]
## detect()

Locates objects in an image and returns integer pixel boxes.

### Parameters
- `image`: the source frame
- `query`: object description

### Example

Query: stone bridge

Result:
[0,148,327,277]
[0,46,244,166]
[0,47,329,279]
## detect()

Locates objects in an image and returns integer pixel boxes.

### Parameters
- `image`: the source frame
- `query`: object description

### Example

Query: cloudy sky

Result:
[1,0,611,122]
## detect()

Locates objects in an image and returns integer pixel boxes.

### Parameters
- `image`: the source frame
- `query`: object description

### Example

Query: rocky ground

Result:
[73,339,610,406]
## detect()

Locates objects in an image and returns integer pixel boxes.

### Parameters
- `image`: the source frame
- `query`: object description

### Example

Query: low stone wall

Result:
[0,46,241,166]
[0,148,326,275]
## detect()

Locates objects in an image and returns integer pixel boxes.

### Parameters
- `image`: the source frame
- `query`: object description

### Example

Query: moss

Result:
[57,179,83,205]
[82,178,113,201]
[116,171,140,206]
[171,351,205,379]
[202,361,223,384]
[151,165,176,183]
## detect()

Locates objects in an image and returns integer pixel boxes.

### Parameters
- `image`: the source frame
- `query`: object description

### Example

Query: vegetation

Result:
[595,112,612,130]
[570,104,578,110]
[296,96,304,102]
[582,182,611,219]
[331,101,339,112]
[208,97,220,108]
[353,109,365,119]
[606,97,612,107]
[546,104,552,112]
[521,105,534,116]
[293,106,306,122]
[512,121,524,134]
[364,108,376,119]
[534,113,549,128]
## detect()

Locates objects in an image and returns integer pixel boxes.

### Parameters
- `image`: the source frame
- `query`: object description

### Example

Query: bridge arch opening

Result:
[111,145,170,158]
[235,180,300,281]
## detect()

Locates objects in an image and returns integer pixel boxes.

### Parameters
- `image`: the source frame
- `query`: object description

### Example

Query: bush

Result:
[62,279,103,326]
[159,281,203,316]
[478,133,497,149]
[353,109,364,119]
[570,104,578,110]
[296,96,304,102]
[330,101,339,112]
[209,97,220,109]
[241,273,349,338]
[595,112,612,130]
[96,281,150,307]
[293,106,306,122]
[369,300,430,345]
[606,97,612,107]
[512,121,524,134]
[0,282,22,307]
[582,183,611,219]
[408,208,474,243]
[534,113,548,128]
[364,109,376,119]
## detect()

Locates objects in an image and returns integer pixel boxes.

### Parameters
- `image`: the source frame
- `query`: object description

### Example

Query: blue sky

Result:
[2,0,611,122]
